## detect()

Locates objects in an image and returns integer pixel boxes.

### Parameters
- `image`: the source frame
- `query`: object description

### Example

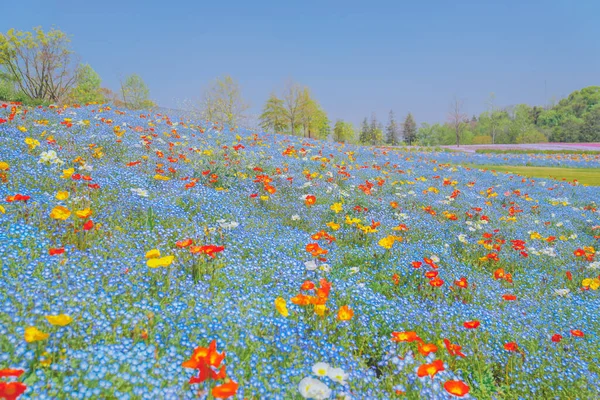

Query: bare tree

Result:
[0,27,78,103]
[448,96,467,147]
[281,81,304,136]
[200,75,249,126]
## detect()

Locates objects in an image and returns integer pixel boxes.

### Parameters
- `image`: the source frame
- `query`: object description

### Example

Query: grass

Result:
[474,149,600,155]
[461,164,600,186]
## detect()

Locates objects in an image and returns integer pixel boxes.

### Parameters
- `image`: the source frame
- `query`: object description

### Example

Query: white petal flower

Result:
[327,367,349,384]
[298,377,332,400]
[305,260,318,271]
[311,362,330,377]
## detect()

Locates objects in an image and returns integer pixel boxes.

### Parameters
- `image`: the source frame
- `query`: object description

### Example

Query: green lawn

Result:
[462,164,600,186]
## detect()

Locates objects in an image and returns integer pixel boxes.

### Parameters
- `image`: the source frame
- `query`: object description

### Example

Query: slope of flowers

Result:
[1,103,599,399]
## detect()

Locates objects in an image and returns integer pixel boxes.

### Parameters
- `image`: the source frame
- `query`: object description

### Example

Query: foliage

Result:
[68,64,105,104]
[259,81,329,138]
[402,113,417,145]
[200,75,249,127]
[121,74,155,110]
[333,120,355,143]
[385,110,400,146]
[0,27,77,103]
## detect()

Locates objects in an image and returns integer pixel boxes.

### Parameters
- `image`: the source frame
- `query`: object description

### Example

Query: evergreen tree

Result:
[386,110,399,145]
[369,113,383,145]
[359,117,369,144]
[402,113,417,145]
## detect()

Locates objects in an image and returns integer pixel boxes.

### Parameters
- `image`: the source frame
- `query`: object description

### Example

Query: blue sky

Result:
[3,0,599,126]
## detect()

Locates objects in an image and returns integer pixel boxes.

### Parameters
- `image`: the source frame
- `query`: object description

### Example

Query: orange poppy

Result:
[337,305,354,321]
[443,380,470,397]
[416,359,444,378]
[212,381,239,399]
[463,320,480,329]
[417,343,438,356]
[570,329,584,337]
[391,331,422,343]
[300,280,315,291]
[176,239,193,248]
[48,248,65,256]
[305,195,316,206]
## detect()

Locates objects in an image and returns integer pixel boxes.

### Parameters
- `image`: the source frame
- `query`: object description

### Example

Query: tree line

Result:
[3,27,599,144]
[0,27,153,109]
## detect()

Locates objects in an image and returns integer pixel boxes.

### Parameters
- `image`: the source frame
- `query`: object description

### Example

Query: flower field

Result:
[1,102,600,399]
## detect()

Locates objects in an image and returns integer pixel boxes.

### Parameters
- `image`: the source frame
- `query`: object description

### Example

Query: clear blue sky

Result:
[3,0,600,126]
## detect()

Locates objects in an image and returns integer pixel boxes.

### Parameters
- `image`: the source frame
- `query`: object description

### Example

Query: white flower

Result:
[587,261,600,270]
[554,288,570,297]
[219,220,239,230]
[327,367,349,385]
[319,264,331,273]
[430,255,440,263]
[312,362,330,377]
[305,260,318,271]
[130,188,149,197]
[79,163,93,171]
[458,234,468,244]
[291,214,301,221]
[298,377,332,399]
[349,267,359,275]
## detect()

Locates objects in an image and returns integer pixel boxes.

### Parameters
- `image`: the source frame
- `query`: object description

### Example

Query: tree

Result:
[259,93,286,133]
[486,93,501,144]
[68,64,104,104]
[200,75,249,127]
[259,81,327,137]
[0,27,78,102]
[369,113,383,145]
[402,113,417,145]
[385,110,400,145]
[448,97,467,146]
[333,120,355,143]
[121,74,154,110]
[281,81,304,136]
[359,117,370,144]
[579,106,600,142]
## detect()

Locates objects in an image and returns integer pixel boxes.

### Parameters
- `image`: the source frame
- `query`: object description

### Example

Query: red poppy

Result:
[0,368,24,378]
[551,334,562,343]
[392,273,400,285]
[443,380,470,397]
[574,248,585,257]
[504,342,518,352]
[425,271,438,279]
[570,329,584,337]
[493,268,505,280]
[190,245,225,258]
[411,261,422,269]
[0,381,27,400]
[443,338,466,357]
[463,320,480,329]
[502,294,517,301]
[305,195,316,206]
[48,247,65,256]
[83,220,94,231]
[566,271,573,281]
